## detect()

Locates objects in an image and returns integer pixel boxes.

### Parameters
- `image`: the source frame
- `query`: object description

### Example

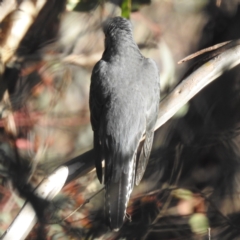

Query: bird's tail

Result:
[105,154,136,231]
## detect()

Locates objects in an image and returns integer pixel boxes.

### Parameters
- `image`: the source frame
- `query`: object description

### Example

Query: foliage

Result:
[121,0,131,19]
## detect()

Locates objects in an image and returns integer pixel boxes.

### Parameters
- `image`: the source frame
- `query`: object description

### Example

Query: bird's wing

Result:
[89,60,107,183]
[135,58,160,185]
[135,131,154,185]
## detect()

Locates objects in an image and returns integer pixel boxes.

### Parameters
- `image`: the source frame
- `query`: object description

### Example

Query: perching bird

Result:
[89,17,160,231]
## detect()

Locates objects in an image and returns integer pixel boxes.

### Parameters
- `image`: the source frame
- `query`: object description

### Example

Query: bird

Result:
[89,16,160,231]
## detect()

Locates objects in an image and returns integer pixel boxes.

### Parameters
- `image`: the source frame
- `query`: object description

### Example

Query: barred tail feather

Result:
[94,135,103,183]
[105,156,135,231]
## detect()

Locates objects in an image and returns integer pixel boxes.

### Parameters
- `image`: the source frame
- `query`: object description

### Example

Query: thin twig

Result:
[178,41,231,64]
[155,40,240,130]
[59,187,105,222]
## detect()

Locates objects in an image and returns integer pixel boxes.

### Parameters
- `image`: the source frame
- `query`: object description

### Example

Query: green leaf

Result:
[66,0,80,11]
[121,0,131,19]
[172,188,193,200]
[189,213,209,234]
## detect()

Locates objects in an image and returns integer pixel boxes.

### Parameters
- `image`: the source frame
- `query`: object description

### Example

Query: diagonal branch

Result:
[1,166,68,240]
[154,40,240,130]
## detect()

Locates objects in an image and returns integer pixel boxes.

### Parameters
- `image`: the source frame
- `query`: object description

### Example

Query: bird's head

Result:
[103,17,133,39]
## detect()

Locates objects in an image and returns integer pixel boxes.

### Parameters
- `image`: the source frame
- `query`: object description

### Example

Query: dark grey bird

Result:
[89,16,160,231]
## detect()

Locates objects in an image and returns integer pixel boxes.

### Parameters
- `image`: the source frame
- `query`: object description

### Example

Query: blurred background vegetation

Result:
[1,0,240,239]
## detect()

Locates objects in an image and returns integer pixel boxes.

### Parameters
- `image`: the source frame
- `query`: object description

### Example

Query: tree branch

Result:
[155,40,240,130]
